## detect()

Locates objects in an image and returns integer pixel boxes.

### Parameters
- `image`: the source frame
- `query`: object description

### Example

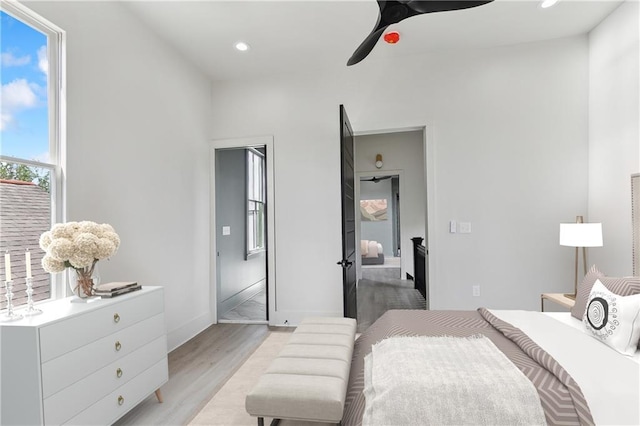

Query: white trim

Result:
[424,126,435,310]
[209,136,276,325]
[246,149,266,256]
[1,0,62,33]
[0,156,54,169]
[1,0,67,300]
[353,126,425,137]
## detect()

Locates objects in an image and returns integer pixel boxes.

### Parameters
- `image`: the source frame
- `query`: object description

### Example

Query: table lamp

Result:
[559,216,603,299]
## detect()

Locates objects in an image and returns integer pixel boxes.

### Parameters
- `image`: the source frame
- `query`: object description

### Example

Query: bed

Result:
[361,240,384,265]
[342,268,640,426]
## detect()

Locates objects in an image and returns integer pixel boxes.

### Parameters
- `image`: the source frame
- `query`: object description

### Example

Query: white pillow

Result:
[361,240,369,256]
[583,280,640,356]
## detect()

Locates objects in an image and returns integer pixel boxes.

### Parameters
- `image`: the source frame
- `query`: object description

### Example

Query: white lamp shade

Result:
[559,223,603,247]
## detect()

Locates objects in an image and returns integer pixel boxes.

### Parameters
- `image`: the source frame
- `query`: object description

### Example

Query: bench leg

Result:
[257,418,264,426]
[270,420,281,426]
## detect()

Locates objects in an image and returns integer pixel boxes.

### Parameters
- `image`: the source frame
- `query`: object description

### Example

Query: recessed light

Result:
[235,41,250,52]
[541,0,559,8]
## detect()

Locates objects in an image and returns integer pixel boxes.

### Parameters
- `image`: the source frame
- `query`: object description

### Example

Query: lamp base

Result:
[563,293,576,300]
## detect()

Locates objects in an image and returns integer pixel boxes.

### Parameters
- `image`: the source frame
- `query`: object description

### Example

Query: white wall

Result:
[210,36,589,321]
[588,1,640,276]
[24,0,632,342]
[26,1,213,350]
[355,130,426,277]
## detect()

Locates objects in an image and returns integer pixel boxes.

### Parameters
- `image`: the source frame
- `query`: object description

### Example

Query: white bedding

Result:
[491,310,640,426]
[361,240,383,258]
[363,335,546,425]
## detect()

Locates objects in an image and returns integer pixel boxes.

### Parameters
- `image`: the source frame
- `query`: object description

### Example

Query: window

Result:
[247,148,265,256]
[0,3,65,308]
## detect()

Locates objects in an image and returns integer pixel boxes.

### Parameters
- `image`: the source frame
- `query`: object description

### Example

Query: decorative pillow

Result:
[571,265,640,320]
[570,265,604,320]
[583,280,640,356]
[361,240,369,257]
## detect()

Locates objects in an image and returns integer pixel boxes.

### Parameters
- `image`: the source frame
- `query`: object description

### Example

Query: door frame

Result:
[209,135,276,323]
[355,169,406,279]
[353,125,434,309]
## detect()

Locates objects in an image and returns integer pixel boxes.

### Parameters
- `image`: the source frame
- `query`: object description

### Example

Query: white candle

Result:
[4,252,11,282]
[25,250,32,278]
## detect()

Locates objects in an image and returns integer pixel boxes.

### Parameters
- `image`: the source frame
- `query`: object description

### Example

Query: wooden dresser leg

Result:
[154,389,164,403]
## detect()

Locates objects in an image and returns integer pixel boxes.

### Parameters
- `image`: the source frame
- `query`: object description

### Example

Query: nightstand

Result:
[540,293,576,312]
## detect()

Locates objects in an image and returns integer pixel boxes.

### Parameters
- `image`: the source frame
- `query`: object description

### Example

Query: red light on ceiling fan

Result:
[383,31,400,44]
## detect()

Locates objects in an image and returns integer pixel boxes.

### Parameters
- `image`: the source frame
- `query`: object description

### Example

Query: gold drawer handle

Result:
[118,395,124,406]
[115,341,122,351]
[116,368,123,378]
[113,313,120,323]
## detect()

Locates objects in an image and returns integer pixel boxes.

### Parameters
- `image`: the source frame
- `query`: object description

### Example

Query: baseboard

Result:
[219,279,266,316]
[167,311,213,353]
[269,310,344,327]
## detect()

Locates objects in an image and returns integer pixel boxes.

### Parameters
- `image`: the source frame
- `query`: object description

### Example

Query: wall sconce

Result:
[375,154,383,169]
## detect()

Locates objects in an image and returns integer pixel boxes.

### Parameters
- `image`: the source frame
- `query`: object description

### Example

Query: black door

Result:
[338,105,357,319]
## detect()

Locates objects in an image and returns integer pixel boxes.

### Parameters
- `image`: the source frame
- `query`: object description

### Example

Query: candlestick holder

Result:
[2,280,23,322]
[22,277,42,316]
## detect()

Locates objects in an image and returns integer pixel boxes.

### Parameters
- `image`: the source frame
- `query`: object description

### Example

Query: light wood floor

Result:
[114,323,270,426]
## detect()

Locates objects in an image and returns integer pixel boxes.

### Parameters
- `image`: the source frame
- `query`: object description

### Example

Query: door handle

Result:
[336,259,353,268]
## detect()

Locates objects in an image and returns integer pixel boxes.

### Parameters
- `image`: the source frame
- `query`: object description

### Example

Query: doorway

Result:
[359,174,401,281]
[353,130,428,332]
[210,136,275,325]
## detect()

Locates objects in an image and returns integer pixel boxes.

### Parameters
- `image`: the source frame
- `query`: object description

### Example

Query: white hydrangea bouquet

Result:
[39,221,120,297]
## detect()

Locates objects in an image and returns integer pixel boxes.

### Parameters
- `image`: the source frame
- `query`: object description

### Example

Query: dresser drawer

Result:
[39,289,164,363]
[43,336,167,425]
[42,313,165,398]
[65,358,168,426]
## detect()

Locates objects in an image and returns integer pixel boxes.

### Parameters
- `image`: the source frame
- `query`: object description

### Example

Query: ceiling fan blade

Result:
[348,0,494,66]
[347,26,387,66]
[348,0,422,66]
[405,0,494,14]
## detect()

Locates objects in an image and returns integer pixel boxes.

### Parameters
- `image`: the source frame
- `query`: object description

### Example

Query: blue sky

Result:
[1,10,49,163]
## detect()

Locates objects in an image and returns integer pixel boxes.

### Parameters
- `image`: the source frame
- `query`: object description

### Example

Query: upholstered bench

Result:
[245,317,357,425]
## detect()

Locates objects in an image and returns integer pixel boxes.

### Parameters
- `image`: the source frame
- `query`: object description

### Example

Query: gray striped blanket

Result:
[342,308,594,426]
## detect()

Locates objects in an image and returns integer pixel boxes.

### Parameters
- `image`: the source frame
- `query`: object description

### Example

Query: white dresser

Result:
[0,286,168,425]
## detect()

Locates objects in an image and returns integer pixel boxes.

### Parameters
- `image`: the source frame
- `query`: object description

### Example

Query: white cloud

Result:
[1,52,31,67]
[33,151,51,163]
[0,114,13,131]
[1,79,38,131]
[37,45,48,77]
[2,79,37,110]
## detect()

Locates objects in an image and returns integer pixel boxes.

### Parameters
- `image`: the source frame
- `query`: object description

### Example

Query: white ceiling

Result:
[123,0,622,82]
